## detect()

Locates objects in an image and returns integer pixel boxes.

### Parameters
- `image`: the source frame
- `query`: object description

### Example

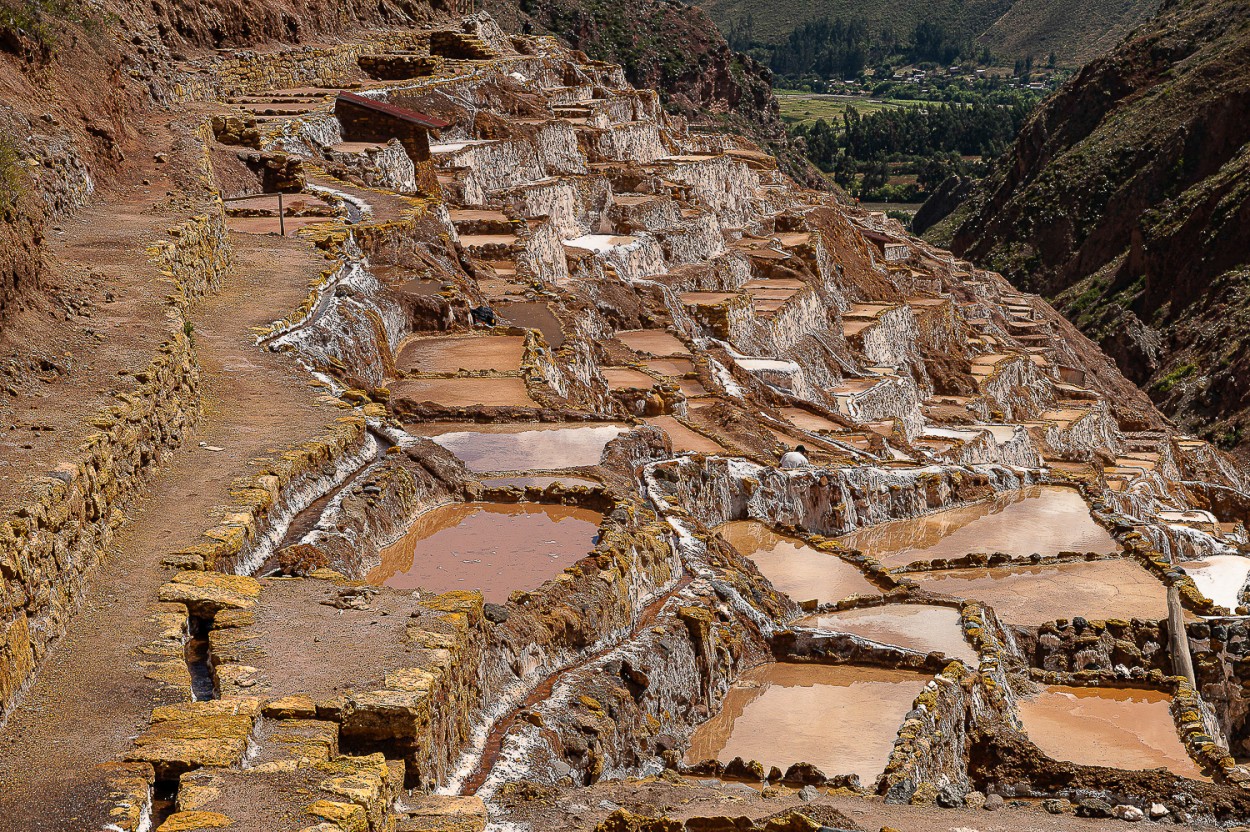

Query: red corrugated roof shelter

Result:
[334,92,452,166]
[334,91,452,130]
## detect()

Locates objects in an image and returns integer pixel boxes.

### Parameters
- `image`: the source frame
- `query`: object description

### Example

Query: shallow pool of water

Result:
[410,422,629,472]
[479,475,601,490]
[837,485,1119,568]
[684,663,931,782]
[908,559,1168,625]
[396,334,526,374]
[645,415,725,454]
[617,329,689,356]
[603,368,658,390]
[1180,555,1250,611]
[1017,685,1207,780]
[717,520,878,604]
[502,301,564,348]
[798,604,977,664]
[366,502,603,602]
[390,377,536,408]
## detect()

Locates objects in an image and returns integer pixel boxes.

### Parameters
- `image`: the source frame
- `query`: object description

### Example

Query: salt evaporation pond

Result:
[366,502,602,603]
[717,520,877,603]
[1018,685,1208,780]
[909,559,1169,625]
[389,377,536,407]
[798,604,978,664]
[836,485,1119,568]
[684,663,931,782]
[479,475,601,489]
[1180,555,1250,611]
[644,416,725,454]
[395,334,526,373]
[616,329,689,356]
[409,423,628,472]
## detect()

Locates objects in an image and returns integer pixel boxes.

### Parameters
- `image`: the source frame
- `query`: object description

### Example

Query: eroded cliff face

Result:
[926,0,1250,457]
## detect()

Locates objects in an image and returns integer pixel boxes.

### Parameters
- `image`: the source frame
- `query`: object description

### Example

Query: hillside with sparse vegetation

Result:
[923,0,1250,456]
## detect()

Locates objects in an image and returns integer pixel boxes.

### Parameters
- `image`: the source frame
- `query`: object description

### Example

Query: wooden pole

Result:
[1168,585,1197,687]
[278,192,286,236]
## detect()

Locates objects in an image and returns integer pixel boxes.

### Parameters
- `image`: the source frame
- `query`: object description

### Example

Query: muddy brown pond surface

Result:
[717,521,877,604]
[836,485,1119,568]
[1018,685,1208,780]
[798,604,977,664]
[684,663,931,782]
[366,502,602,603]
[908,559,1169,626]
[409,423,629,472]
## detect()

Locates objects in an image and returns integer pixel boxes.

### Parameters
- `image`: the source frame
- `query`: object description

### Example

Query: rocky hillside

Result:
[923,0,1250,457]
[979,0,1160,66]
[699,0,1158,65]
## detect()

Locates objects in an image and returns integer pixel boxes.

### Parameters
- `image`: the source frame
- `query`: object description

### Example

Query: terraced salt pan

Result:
[479,475,600,489]
[396,334,526,373]
[684,663,932,782]
[798,604,978,664]
[565,234,638,253]
[366,502,602,603]
[409,422,629,472]
[909,559,1169,626]
[502,301,564,348]
[389,377,536,407]
[616,329,689,356]
[837,485,1119,568]
[1018,685,1208,780]
[717,520,877,604]
[603,368,658,389]
[644,415,725,454]
[642,357,695,377]
[1181,555,1250,610]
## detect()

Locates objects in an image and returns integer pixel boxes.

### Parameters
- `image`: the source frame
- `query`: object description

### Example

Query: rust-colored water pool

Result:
[617,329,689,356]
[644,415,725,454]
[837,485,1119,568]
[409,422,628,472]
[1017,684,1207,780]
[389,377,536,408]
[684,663,931,782]
[366,502,602,603]
[798,604,977,664]
[907,559,1168,625]
[396,334,526,373]
[717,520,877,604]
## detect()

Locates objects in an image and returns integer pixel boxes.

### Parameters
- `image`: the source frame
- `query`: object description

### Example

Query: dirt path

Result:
[0,230,334,829]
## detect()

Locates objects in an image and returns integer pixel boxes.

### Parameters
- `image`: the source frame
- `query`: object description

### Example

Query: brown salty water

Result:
[396,334,526,373]
[389,377,536,407]
[837,485,1119,568]
[684,663,932,782]
[717,520,878,604]
[908,559,1169,625]
[1017,685,1208,780]
[410,422,628,472]
[366,502,602,603]
[798,604,978,664]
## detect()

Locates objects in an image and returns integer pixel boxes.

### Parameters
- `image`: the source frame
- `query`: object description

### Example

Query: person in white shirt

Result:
[780,444,809,469]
